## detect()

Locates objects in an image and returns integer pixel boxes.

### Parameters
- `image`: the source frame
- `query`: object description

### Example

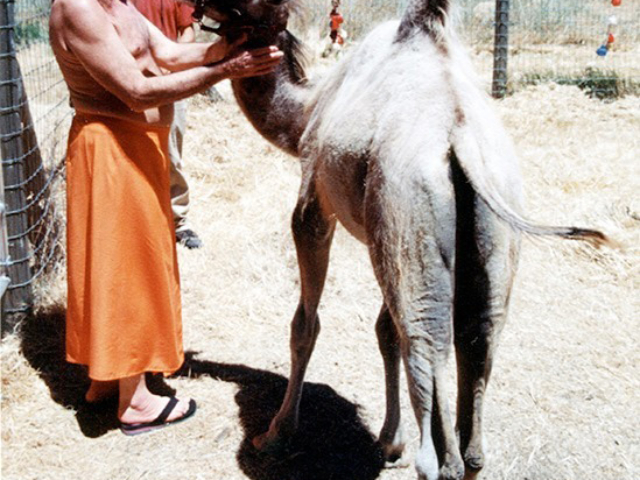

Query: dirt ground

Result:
[1,67,639,480]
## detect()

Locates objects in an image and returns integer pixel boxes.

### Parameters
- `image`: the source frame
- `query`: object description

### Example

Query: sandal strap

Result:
[152,396,179,426]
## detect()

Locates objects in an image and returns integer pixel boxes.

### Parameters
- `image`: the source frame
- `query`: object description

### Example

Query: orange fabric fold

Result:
[65,114,183,381]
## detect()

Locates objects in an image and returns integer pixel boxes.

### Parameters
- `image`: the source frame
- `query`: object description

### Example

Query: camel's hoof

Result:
[380,443,407,468]
[252,431,275,451]
[252,430,290,457]
[383,456,411,469]
[439,463,465,480]
[463,452,485,472]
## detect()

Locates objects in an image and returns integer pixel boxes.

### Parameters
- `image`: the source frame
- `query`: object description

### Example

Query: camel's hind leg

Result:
[365,166,464,480]
[253,178,336,452]
[451,160,520,478]
[379,256,464,480]
[375,305,406,464]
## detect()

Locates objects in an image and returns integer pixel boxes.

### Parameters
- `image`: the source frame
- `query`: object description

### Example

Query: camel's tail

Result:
[407,1,609,248]
[449,107,611,249]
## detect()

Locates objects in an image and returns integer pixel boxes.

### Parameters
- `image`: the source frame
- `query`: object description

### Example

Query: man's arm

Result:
[145,19,234,72]
[177,24,196,44]
[56,0,281,111]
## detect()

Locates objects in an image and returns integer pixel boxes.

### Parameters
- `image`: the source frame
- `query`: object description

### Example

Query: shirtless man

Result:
[50,0,282,435]
[50,0,281,127]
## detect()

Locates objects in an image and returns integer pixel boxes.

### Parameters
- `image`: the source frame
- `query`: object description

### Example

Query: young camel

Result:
[191,0,608,478]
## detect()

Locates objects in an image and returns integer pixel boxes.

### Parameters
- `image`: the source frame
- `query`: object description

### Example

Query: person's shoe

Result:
[176,229,203,249]
[120,397,197,436]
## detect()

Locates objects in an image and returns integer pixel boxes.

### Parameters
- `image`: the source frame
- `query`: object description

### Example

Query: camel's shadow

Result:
[19,304,386,479]
[176,352,385,480]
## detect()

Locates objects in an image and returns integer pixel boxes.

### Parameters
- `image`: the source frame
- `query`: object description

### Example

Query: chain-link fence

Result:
[294,0,639,97]
[1,0,70,333]
[1,0,638,333]
[490,0,639,98]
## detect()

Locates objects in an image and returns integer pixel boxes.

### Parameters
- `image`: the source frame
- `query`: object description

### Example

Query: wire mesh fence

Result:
[1,0,70,332]
[502,0,639,98]
[293,0,639,96]
[0,0,638,332]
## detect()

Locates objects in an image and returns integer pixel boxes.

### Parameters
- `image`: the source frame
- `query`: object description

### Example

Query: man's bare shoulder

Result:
[51,0,109,36]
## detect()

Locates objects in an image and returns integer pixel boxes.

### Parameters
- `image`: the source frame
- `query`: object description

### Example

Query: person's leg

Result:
[85,380,119,403]
[169,100,202,249]
[118,374,192,425]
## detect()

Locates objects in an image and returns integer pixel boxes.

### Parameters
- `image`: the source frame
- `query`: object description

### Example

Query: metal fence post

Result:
[492,0,510,98]
[1,0,33,335]
[0,154,11,328]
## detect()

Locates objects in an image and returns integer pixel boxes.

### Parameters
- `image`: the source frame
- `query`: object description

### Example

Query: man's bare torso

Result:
[50,0,173,126]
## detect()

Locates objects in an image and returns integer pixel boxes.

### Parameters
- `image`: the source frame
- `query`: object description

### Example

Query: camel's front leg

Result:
[253,183,336,452]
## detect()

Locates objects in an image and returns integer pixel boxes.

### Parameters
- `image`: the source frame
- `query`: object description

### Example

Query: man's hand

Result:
[216,46,284,79]
[202,33,248,65]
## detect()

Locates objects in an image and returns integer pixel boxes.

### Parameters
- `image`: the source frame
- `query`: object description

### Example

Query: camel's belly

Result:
[333,204,367,244]
[317,156,369,244]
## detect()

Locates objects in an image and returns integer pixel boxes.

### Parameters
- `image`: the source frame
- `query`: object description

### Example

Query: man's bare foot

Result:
[85,380,119,403]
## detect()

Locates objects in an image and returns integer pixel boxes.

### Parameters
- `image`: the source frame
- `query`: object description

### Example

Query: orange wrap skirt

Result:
[65,114,183,381]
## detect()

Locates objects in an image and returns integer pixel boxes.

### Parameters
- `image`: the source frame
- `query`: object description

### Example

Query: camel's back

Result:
[301,21,462,241]
[305,21,459,164]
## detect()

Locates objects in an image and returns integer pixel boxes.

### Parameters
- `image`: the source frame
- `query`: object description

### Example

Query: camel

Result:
[189,1,609,479]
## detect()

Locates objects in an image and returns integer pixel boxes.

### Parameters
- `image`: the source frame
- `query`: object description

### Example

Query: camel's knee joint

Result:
[291,202,332,243]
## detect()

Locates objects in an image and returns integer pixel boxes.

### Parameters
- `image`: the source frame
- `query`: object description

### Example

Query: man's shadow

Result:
[18,305,175,436]
[18,304,386,479]
[18,304,122,437]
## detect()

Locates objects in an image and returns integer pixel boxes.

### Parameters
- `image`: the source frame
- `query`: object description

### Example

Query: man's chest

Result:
[108,1,152,59]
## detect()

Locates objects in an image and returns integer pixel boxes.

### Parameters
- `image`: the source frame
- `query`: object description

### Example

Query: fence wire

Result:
[294,0,639,96]
[505,0,639,97]
[1,0,70,330]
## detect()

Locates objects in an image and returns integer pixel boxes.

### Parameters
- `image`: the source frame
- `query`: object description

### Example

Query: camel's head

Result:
[188,0,293,46]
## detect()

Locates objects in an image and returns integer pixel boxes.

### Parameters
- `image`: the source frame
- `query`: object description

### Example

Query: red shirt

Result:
[330,12,344,32]
[131,0,195,41]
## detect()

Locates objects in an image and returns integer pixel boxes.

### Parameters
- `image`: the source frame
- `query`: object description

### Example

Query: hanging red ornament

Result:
[612,0,621,6]
[608,33,615,44]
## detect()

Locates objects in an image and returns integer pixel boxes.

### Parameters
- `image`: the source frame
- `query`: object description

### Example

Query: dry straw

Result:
[2,72,638,480]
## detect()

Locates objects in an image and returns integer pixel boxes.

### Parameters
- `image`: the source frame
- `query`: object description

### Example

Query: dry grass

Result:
[2,69,639,480]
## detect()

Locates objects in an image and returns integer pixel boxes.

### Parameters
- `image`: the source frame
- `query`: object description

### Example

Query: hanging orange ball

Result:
[608,33,615,43]
[612,0,621,6]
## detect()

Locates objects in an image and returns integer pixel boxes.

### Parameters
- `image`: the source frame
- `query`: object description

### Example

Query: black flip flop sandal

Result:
[120,397,197,436]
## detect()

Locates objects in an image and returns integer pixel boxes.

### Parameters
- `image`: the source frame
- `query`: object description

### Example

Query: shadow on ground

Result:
[18,307,386,478]
[18,304,174,438]
[176,351,386,480]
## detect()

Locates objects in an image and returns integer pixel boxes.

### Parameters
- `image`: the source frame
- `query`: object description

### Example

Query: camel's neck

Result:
[231,33,311,157]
